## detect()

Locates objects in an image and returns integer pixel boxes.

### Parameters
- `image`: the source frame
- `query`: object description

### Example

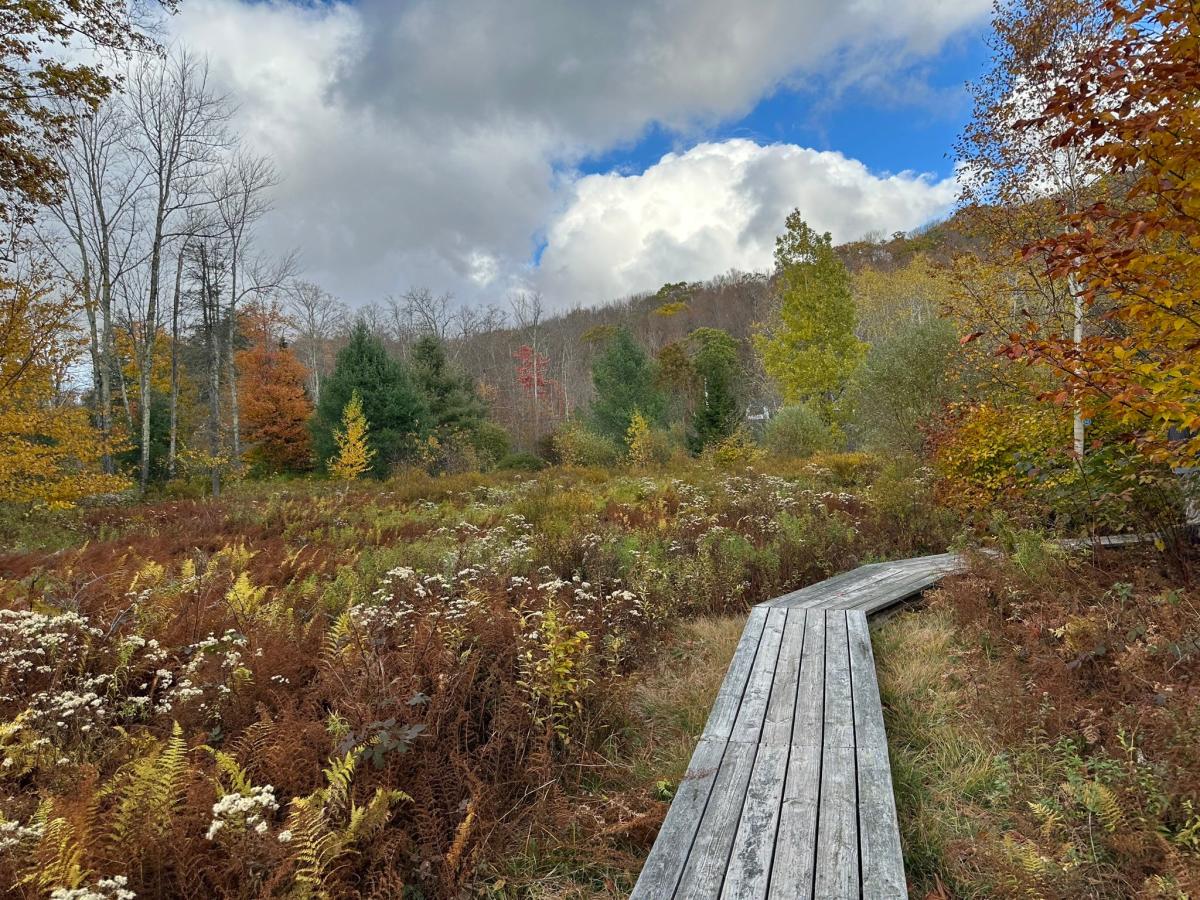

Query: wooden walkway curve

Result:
[631,553,965,900]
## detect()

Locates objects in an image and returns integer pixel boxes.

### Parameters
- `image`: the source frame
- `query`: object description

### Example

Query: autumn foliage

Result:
[0,279,127,507]
[236,308,313,474]
[1006,0,1200,469]
[329,390,373,480]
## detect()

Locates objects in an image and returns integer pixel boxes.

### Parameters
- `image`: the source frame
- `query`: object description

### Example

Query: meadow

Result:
[0,455,954,898]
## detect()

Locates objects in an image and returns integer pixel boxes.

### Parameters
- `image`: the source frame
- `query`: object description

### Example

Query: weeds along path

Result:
[631,552,961,899]
[631,530,1188,899]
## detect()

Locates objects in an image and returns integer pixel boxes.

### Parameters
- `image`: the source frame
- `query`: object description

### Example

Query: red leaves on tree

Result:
[512,344,564,416]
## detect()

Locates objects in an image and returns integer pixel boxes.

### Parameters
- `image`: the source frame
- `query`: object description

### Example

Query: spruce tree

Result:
[312,320,427,477]
[410,335,485,436]
[687,328,742,453]
[590,329,663,443]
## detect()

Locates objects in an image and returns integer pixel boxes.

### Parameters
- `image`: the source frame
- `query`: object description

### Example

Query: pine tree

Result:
[312,321,427,477]
[410,335,485,436]
[755,211,864,415]
[687,328,742,453]
[590,329,663,444]
[330,390,373,480]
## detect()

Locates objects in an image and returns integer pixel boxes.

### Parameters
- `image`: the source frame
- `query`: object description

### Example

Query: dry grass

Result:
[480,615,746,898]
[877,545,1200,899]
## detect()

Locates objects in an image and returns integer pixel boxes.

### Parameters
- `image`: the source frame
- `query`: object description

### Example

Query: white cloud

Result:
[537,140,958,304]
[168,0,988,309]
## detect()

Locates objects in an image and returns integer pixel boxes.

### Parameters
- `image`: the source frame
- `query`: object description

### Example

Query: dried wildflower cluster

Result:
[0,458,949,896]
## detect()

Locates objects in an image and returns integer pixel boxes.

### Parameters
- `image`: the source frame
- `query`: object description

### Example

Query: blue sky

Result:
[175,0,995,307]
[579,29,989,182]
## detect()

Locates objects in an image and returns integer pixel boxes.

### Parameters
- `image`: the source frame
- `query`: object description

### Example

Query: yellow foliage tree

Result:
[756,212,864,414]
[852,253,954,345]
[0,279,127,507]
[329,390,373,480]
[625,410,653,467]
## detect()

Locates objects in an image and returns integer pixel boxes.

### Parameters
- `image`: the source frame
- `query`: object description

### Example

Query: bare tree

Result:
[187,232,228,495]
[39,98,145,472]
[212,148,280,465]
[404,287,456,339]
[287,280,345,405]
[125,51,232,489]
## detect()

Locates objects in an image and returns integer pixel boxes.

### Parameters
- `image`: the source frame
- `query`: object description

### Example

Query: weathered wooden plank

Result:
[731,607,788,744]
[720,743,789,900]
[792,609,826,747]
[778,568,893,610]
[703,606,768,742]
[760,610,805,747]
[843,569,947,615]
[631,738,726,900]
[822,611,855,748]
[675,741,758,897]
[814,744,859,899]
[848,612,908,900]
[766,565,882,608]
[768,739,821,900]
[815,610,859,900]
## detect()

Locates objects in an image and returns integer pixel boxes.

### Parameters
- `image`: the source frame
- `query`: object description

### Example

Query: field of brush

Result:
[0,456,954,898]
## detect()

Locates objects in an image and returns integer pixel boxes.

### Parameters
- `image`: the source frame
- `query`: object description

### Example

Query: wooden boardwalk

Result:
[632,553,963,900]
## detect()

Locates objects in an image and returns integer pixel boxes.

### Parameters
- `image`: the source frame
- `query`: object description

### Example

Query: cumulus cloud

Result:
[538,141,958,304]
[168,0,987,308]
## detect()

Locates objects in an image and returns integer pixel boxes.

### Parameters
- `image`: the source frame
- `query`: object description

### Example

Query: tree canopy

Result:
[312,320,427,477]
[756,211,864,413]
[590,329,663,443]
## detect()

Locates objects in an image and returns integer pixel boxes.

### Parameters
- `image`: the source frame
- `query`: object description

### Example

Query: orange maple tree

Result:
[235,303,313,474]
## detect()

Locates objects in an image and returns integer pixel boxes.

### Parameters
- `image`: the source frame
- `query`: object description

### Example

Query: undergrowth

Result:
[877,543,1200,898]
[0,455,950,898]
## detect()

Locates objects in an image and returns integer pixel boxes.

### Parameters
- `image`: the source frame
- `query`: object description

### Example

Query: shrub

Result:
[846,318,958,453]
[552,421,622,468]
[806,451,883,486]
[496,452,545,472]
[763,403,842,458]
[471,421,512,469]
[707,428,764,469]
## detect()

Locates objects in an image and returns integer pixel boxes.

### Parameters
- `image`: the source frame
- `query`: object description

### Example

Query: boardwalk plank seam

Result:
[635,535,1187,898]
[634,554,963,899]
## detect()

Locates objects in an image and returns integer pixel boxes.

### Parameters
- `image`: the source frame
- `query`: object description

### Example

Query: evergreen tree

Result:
[410,335,485,435]
[755,210,864,415]
[236,314,313,474]
[590,329,663,443]
[330,390,374,480]
[312,320,427,477]
[687,328,742,453]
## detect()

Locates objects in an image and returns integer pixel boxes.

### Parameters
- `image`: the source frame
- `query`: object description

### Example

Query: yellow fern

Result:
[1078,780,1124,833]
[283,750,410,895]
[202,745,253,796]
[226,571,268,619]
[19,807,88,892]
[108,722,188,849]
[321,610,355,666]
[1028,800,1064,838]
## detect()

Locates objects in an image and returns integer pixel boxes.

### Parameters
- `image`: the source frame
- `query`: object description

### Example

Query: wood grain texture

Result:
[632,554,962,898]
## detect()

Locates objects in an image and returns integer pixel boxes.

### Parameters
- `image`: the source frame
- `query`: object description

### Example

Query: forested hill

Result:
[428,210,978,450]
